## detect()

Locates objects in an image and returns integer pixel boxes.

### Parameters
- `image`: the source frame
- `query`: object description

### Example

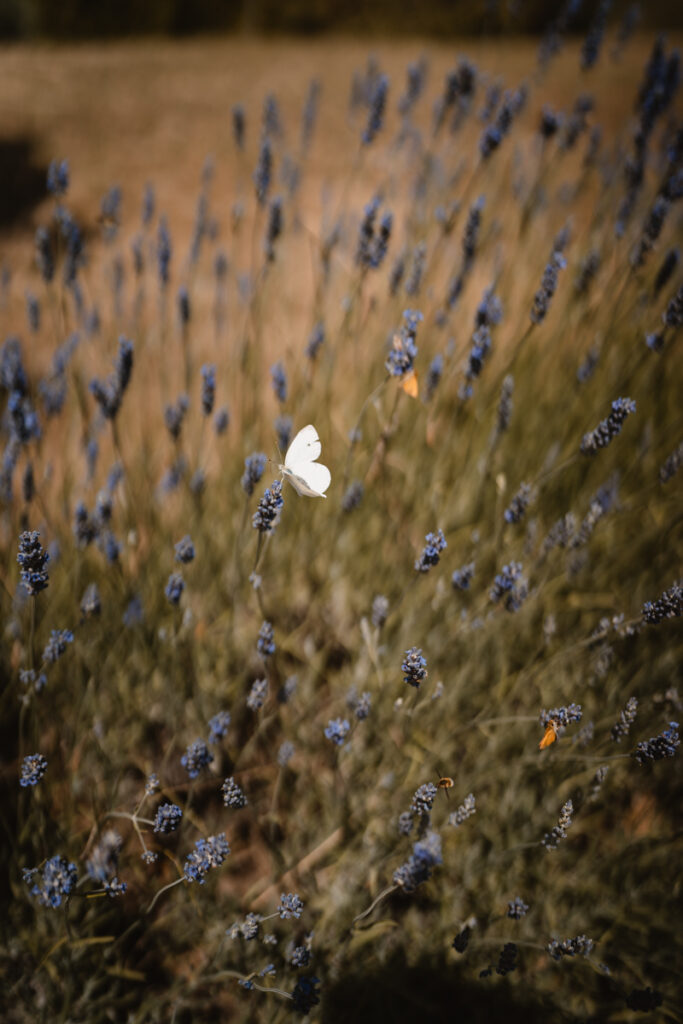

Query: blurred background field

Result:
[0,34,678,415]
[0,0,682,37]
[1,10,683,1024]
[0,34,659,233]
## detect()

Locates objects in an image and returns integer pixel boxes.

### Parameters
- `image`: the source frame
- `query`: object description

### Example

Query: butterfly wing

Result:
[285,424,321,468]
[287,459,331,497]
[401,370,419,398]
[539,723,557,750]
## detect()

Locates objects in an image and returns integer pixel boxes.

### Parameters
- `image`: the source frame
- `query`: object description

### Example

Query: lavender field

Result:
[1,18,682,1024]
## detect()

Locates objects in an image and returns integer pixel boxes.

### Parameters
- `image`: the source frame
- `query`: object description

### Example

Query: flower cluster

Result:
[247,678,269,711]
[398,59,426,115]
[611,697,638,742]
[253,480,284,533]
[449,793,476,827]
[208,711,231,744]
[371,595,389,628]
[539,104,561,138]
[305,322,325,360]
[17,530,49,595]
[80,582,101,618]
[241,453,267,496]
[424,354,443,401]
[257,620,276,658]
[496,375,514,433]
[324,718,350,746]
[165,573,184,605]
[539,704,582,730]
[452,925,471,953]
[479,86,526,158]
[264,197,283,262]
[279,892,304,919]
[631,722,679,766]
[410,782,438,816]
[398,812,414,836]
[494,942,518,976]
[575,249,601,295]
[542,799,573,850]
[163,395,190,441]
[347,689,371,720]
[181,739,214,779]
[414,529,447,573]
[663,283,683,328]
[589,766,609,802]
[153,803,183,834]
[275,415,292,453]
[507,897,529,920]
[547,935,594,960]
[362,73,388,145]
[659,442,683,484]
[291,976,321,1015]
[174,535,195,563]
[385,308,422,378]
[145,774,160,796]
[452,562,475,591]
[489,562,528,612]
[253,136,272,206]
[35,226,54,282]
[530,250,567,325]
[42,629,74,664]
[183,833,230,884]
[435,59,476,132]
[356,195,393,269]
[404,242,426,297]
[20,753,48,787]
[401,647,427,688]
[103,877,127,898]
[19,669,47,693]
[26,855,78,908]
[214,406,229,435]
[504,483,533,525]
[543,513,577,553]
[393,831,443,893]
[653,248,678,296]
[226,911,261,940]
[89,336,134,420]
[198,363,215,415]
[290,945,312,968]
[641,582,682,624]
[270,361,287,403]
[341,481,364,512]
[277,741,295,767]
[222,777,248,809]
[460,288,501,398]
[580,397,636,455]
[47,157,69,196]
[462,195,485,270]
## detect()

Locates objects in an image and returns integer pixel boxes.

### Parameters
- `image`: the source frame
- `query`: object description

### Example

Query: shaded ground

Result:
[0,137,47,229]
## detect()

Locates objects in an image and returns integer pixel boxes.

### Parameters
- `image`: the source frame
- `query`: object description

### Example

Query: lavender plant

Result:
[2,26,682,1024]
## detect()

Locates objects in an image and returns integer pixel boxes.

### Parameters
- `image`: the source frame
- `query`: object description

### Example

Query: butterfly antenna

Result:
[265,444,281,467]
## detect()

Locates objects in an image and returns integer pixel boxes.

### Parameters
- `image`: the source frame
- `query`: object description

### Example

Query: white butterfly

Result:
[279,424,331,498]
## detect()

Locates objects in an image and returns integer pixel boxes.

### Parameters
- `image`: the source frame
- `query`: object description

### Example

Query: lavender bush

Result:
[1,21,681,1022]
